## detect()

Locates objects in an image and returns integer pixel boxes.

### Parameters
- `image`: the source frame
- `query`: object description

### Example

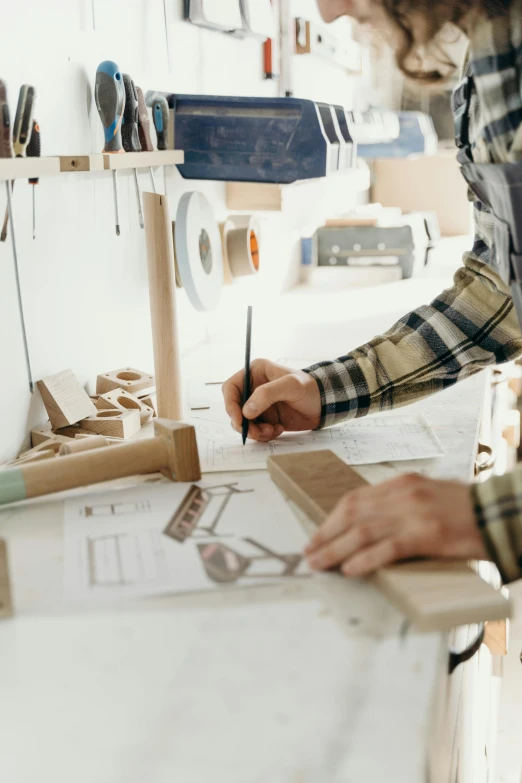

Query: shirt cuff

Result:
[471,473,522,584]
[303,357,371,429]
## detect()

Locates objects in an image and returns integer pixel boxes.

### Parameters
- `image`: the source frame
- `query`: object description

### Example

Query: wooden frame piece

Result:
[268,449,512,631]
[36,370,96,430]
[0,540,13,618]
[96,368,155,397]
[79,409,141,439]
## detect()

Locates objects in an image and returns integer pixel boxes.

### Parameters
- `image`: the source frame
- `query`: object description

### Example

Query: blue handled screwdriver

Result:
[95,60,125,236]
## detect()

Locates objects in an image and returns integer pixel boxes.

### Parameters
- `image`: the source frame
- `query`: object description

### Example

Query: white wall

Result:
[0,0,364,462]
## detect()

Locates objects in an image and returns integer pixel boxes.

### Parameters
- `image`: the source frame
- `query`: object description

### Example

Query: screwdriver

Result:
[94,60,125,236]
[0,80,34,393]
[136,85,156,192]
[148,93,169,193]
[1,84,36,242]
[122,73,144,229]
[151,94,169,150]
[26,119,40,240]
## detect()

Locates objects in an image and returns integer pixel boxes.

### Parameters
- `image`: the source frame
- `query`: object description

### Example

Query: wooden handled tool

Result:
[0,420,200,507]
[268,449,512,631]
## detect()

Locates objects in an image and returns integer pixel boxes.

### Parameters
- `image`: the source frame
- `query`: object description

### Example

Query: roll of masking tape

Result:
[225,215,261,279]
[174,192,224,311]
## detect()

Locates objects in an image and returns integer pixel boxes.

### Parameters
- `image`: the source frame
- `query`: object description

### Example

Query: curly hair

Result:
[381,0,513,82]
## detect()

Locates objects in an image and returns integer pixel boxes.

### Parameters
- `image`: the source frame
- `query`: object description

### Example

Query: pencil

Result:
[242,305,253,445]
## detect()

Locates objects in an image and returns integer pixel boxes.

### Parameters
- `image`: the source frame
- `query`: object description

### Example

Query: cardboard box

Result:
[372,151,471,237]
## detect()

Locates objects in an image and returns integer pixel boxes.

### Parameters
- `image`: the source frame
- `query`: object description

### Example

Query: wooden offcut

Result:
[267,449,512,632]
[80,409,141,439]
[96,368,155,397]
[96,389,154,424]
[36,370,96,430]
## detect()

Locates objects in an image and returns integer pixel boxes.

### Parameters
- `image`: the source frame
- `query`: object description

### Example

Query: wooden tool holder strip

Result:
[0,151,184,180]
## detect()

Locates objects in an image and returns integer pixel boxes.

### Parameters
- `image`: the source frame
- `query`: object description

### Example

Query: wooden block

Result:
[226,182,282,212]
[31,424,53,447]
[268,449,512,631]
[36,370,97,429]
[79,409,141,439]
[138,392,157,416]
[95,389,154,424]
[54,424,122,443]
[483,619,508,655]
[96,368,155,397]
[0,540,13,618]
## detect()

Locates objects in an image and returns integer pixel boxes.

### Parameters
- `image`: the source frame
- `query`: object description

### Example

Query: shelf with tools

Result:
[0,151,185,180]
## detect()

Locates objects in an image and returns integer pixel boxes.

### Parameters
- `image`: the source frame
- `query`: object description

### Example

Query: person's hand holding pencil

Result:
[224,337,322,444]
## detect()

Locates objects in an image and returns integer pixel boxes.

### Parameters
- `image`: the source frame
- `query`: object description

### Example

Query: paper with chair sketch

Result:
[191,413,444,473]
[63,474,309,602]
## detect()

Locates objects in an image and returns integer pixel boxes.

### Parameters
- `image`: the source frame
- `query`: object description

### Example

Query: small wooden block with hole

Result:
[267,449,512,632]
[96,368,155,397]
[79,409,141,439]
[96,389,154,424]
[36,370,96,430]
[138,392,157,417]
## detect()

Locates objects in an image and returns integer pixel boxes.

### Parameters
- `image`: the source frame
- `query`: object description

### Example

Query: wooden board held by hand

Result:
[267,449,512,632]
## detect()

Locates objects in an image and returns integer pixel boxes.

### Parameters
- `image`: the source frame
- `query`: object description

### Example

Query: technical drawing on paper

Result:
[82,500,151,518]
[192,414,444,473]
[163,483,305,585]
[63,475,310,601]
[86,529,168,587]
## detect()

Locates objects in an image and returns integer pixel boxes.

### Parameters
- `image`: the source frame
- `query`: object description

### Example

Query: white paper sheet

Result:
[192,414,444,473]
[63,475,309,602]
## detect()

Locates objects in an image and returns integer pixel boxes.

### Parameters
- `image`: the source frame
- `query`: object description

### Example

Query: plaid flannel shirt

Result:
[305,2,522,582]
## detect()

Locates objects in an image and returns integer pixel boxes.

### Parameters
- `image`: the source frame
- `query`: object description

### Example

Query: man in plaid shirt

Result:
[224,0,522,583]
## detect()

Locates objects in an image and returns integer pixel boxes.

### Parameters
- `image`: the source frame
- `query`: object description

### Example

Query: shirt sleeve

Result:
[471,469,522,583]
[304,244,522,429]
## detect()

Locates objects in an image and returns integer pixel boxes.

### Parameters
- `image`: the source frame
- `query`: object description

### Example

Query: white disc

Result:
[174,192,224,312]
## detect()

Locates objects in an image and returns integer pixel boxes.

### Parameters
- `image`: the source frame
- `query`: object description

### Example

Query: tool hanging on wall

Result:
[26,119,40,240]
[1,84,36,242]
[0,81,34,393]
[122,73,144,229]
[135,85,156,192]
[148,93,169,151]
[94,60,125,236]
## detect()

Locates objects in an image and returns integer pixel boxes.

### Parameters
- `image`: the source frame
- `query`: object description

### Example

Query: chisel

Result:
[26,119,40,240]
[122,73,144,229]
[1,84,36,242]
[0,80,34,393]
[94,60,125,236]
[136,85,156,192]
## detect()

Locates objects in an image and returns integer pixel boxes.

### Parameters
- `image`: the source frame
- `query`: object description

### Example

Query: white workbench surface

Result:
[0,241,490,783]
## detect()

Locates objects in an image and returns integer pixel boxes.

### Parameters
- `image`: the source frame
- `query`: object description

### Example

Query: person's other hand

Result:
[222,359,321,442]
[305,474,488,576]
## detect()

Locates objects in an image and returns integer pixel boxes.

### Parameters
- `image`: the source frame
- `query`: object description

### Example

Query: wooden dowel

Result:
[143,192,183,420]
